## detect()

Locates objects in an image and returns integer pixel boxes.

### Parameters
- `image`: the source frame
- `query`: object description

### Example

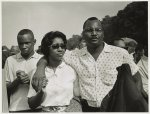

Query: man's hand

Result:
[16,70,29,84]
[32,56,47,92]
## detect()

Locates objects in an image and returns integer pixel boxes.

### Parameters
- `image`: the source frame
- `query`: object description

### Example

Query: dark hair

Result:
[17,29,34,39]
[127,41,137,47]
[135,44,144,53]
[41,31,67,57]
[83,17,102,29]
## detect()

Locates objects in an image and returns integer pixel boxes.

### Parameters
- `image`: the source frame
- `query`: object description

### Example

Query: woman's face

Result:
[48,37,66,61]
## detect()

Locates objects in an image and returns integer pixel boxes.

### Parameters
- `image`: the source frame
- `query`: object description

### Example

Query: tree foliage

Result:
[102,2,148,46]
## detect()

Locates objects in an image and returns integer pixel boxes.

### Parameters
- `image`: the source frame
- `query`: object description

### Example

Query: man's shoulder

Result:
[6,54,18,61]
[65,48,82,57]
[107,44,128,54]
[64,62,75,71]
[32,52,43,60]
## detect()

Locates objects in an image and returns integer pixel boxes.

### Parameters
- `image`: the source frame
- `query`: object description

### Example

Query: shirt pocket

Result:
[101,69,118,86]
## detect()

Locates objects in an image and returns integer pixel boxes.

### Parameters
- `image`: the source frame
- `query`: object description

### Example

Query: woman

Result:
[27,31,80,112]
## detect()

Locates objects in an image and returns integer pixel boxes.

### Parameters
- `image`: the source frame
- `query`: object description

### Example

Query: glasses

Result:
[49,44,66,49]
[84,28,102,33]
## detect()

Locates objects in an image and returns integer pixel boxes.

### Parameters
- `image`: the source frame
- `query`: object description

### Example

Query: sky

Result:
[2,1,132,49]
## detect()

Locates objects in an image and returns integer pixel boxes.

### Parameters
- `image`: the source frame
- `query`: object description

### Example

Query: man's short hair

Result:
[17,29,34,39]
[83,17,102,29]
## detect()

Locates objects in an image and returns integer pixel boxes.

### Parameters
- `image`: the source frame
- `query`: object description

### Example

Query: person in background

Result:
[67,36,86,50]
[10,46,20,56]
[36,46,43,55]
[31,17,146,112]
[126,41,137,60]
[2,46,9,112]
[136,45,148,95]
[2,46,10,69]
[28,31,80,112]
[113,38,126,49]
[4,29,42,112]
[78,38,86,49]
[134,44,145,64]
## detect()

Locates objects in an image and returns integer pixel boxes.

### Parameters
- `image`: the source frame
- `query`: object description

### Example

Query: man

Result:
[32,17,146,112]
[4,29,42,112]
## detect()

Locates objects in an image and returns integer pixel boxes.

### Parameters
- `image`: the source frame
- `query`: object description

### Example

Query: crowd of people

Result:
[2,17,148,112]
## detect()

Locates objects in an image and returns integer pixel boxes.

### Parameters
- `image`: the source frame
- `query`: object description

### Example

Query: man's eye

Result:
[95,29,102,32]
[84,28,102,32]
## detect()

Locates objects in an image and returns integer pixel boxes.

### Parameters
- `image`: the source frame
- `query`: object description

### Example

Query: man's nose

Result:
[91,30,97,35]
[22,44,27,48]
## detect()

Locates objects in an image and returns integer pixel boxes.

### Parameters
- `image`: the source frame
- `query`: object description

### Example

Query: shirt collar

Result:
[103,42,113,53]
[79,42,112,56]
[57,61,66,68]
[46,61,66,72]
[16,51,39,59]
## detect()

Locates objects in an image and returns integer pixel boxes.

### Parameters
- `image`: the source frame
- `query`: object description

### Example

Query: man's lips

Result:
[91,38,99,42]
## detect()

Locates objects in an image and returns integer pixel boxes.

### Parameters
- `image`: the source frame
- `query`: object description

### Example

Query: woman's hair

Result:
[41,31,67,57]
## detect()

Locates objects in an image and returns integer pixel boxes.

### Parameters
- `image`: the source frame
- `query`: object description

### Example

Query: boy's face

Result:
[17,33,35,57]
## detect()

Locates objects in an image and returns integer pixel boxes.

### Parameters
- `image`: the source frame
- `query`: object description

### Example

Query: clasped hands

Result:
[16,70,30,84]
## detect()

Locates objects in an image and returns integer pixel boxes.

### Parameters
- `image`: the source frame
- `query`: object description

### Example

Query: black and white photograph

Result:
[2,0,148,112]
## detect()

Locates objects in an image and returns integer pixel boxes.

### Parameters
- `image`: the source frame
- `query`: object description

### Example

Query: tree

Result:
[102,2,148,47]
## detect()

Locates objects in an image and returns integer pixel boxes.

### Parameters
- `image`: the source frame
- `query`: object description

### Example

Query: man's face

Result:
[82,20,104,47]
[17,33,35,57]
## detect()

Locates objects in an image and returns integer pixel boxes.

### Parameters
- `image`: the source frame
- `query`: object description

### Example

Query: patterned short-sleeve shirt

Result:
[64,43,139,107]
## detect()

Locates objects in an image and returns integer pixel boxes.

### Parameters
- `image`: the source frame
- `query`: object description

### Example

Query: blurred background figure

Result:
[10,46,20,56]
[113,38,126,49]
[36,45,43,55]
[2,45,10,69]
[67,35,86,50]
[126,41,137,54]
[2,45,9,112]
[134,44,145,64]
[125,41,137,60]
[78,38,86,49]
[67,36,81,50]
[136,45,148,95]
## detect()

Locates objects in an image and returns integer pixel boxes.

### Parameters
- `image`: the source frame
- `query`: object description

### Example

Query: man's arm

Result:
[4,60,23,98]
[7,78,20,97]
[32,56,47,92]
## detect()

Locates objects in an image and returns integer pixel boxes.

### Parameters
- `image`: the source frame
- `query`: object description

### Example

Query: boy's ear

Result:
[33,39,36,45]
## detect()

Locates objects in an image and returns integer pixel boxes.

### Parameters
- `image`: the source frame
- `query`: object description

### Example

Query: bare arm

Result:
[7,78,21,96]
[28,89,45,109]
[32,56,47,92]
[73,76,80,97]
[28,77,47,109]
